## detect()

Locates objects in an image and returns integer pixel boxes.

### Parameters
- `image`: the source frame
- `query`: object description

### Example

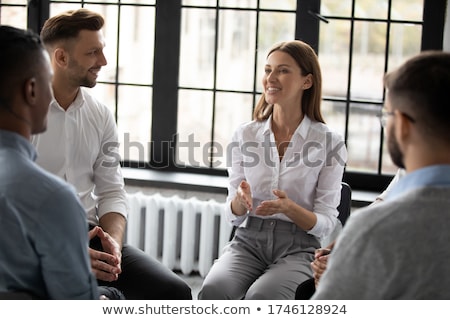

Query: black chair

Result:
[336,182,352,227]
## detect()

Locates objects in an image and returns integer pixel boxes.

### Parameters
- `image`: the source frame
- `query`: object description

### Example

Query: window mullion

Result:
[295,0,321,53]
[151,0,182,168]
[27,0,50,33]
[421,0,446,50]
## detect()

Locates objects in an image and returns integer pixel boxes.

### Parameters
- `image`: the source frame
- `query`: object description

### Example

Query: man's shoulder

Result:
[27,162,76,195]
[383,185,450,209]
[349,185,450,231]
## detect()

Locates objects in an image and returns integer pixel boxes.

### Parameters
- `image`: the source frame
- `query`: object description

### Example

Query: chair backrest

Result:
[337,182,352,226]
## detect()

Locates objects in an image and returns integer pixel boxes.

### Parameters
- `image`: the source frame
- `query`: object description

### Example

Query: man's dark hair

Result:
[0,25,44,108]
[40,8,104,46]
[384,51,450,142]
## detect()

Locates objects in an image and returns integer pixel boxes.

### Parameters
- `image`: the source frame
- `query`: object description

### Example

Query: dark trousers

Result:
[295,277,316,299]
[90,236,192,300]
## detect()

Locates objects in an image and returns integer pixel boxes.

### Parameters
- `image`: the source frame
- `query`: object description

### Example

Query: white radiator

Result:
[125,192,232,278]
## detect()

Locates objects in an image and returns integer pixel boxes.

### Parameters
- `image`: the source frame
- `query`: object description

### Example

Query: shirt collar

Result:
[51,88,85,112]
[263,113,311,139]
[385,165,450,200]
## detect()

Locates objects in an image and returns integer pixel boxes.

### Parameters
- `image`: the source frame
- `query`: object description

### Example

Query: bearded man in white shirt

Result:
[32,8,191,300]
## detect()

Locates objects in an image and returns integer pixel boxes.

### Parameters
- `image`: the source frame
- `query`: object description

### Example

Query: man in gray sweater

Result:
[312,51,450,299]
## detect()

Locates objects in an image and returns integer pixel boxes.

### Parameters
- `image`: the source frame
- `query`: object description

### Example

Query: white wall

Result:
[445,1,450,51]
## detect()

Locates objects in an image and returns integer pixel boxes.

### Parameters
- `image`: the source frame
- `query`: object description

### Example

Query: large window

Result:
[1,0,447,191]
[177,1,297,169]
[317,0,435,190]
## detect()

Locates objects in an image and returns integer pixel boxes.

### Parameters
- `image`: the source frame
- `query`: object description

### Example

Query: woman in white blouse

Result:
[198,40,347,300]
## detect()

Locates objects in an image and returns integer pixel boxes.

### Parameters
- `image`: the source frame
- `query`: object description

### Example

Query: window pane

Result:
[346,104,381,173]
[216,10,256,91]
[118,6,155,85]
[355,0,388,19]
[213,92,254,169]
[96,5,119,83]
[258,11,296,51]
[118,86,152,162]
[50,3,85,15]
[1,0,26,3]
[388,23,422,72]
[319,19,351,98]
[122,0,155,4]
[50,0,118,3]
[321,0,352,17]
[182,0,215,6]
[179,8,216,88]
[255,11,296,92]
[391,0,424,21]
[176,90,213,168]
[321,100,346,140]
[219,0,257,8]
[260,0,296,10]
[0,6,27,28]
[351,21,387,101]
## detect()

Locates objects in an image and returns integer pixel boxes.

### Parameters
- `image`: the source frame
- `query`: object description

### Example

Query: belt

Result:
[245,216,299,233]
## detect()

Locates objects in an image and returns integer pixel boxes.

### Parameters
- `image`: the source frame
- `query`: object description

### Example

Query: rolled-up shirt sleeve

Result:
[93,107,128,220]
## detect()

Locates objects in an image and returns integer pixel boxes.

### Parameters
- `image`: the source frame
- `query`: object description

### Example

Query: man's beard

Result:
[79,75,96,88]
[388,124,405,169]
[68,58,97,88]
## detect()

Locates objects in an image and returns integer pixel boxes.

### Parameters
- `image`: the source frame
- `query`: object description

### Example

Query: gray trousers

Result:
[198,216,320,300]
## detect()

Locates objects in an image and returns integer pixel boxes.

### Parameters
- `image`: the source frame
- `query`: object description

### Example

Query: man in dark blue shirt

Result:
[0,25,98,299]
